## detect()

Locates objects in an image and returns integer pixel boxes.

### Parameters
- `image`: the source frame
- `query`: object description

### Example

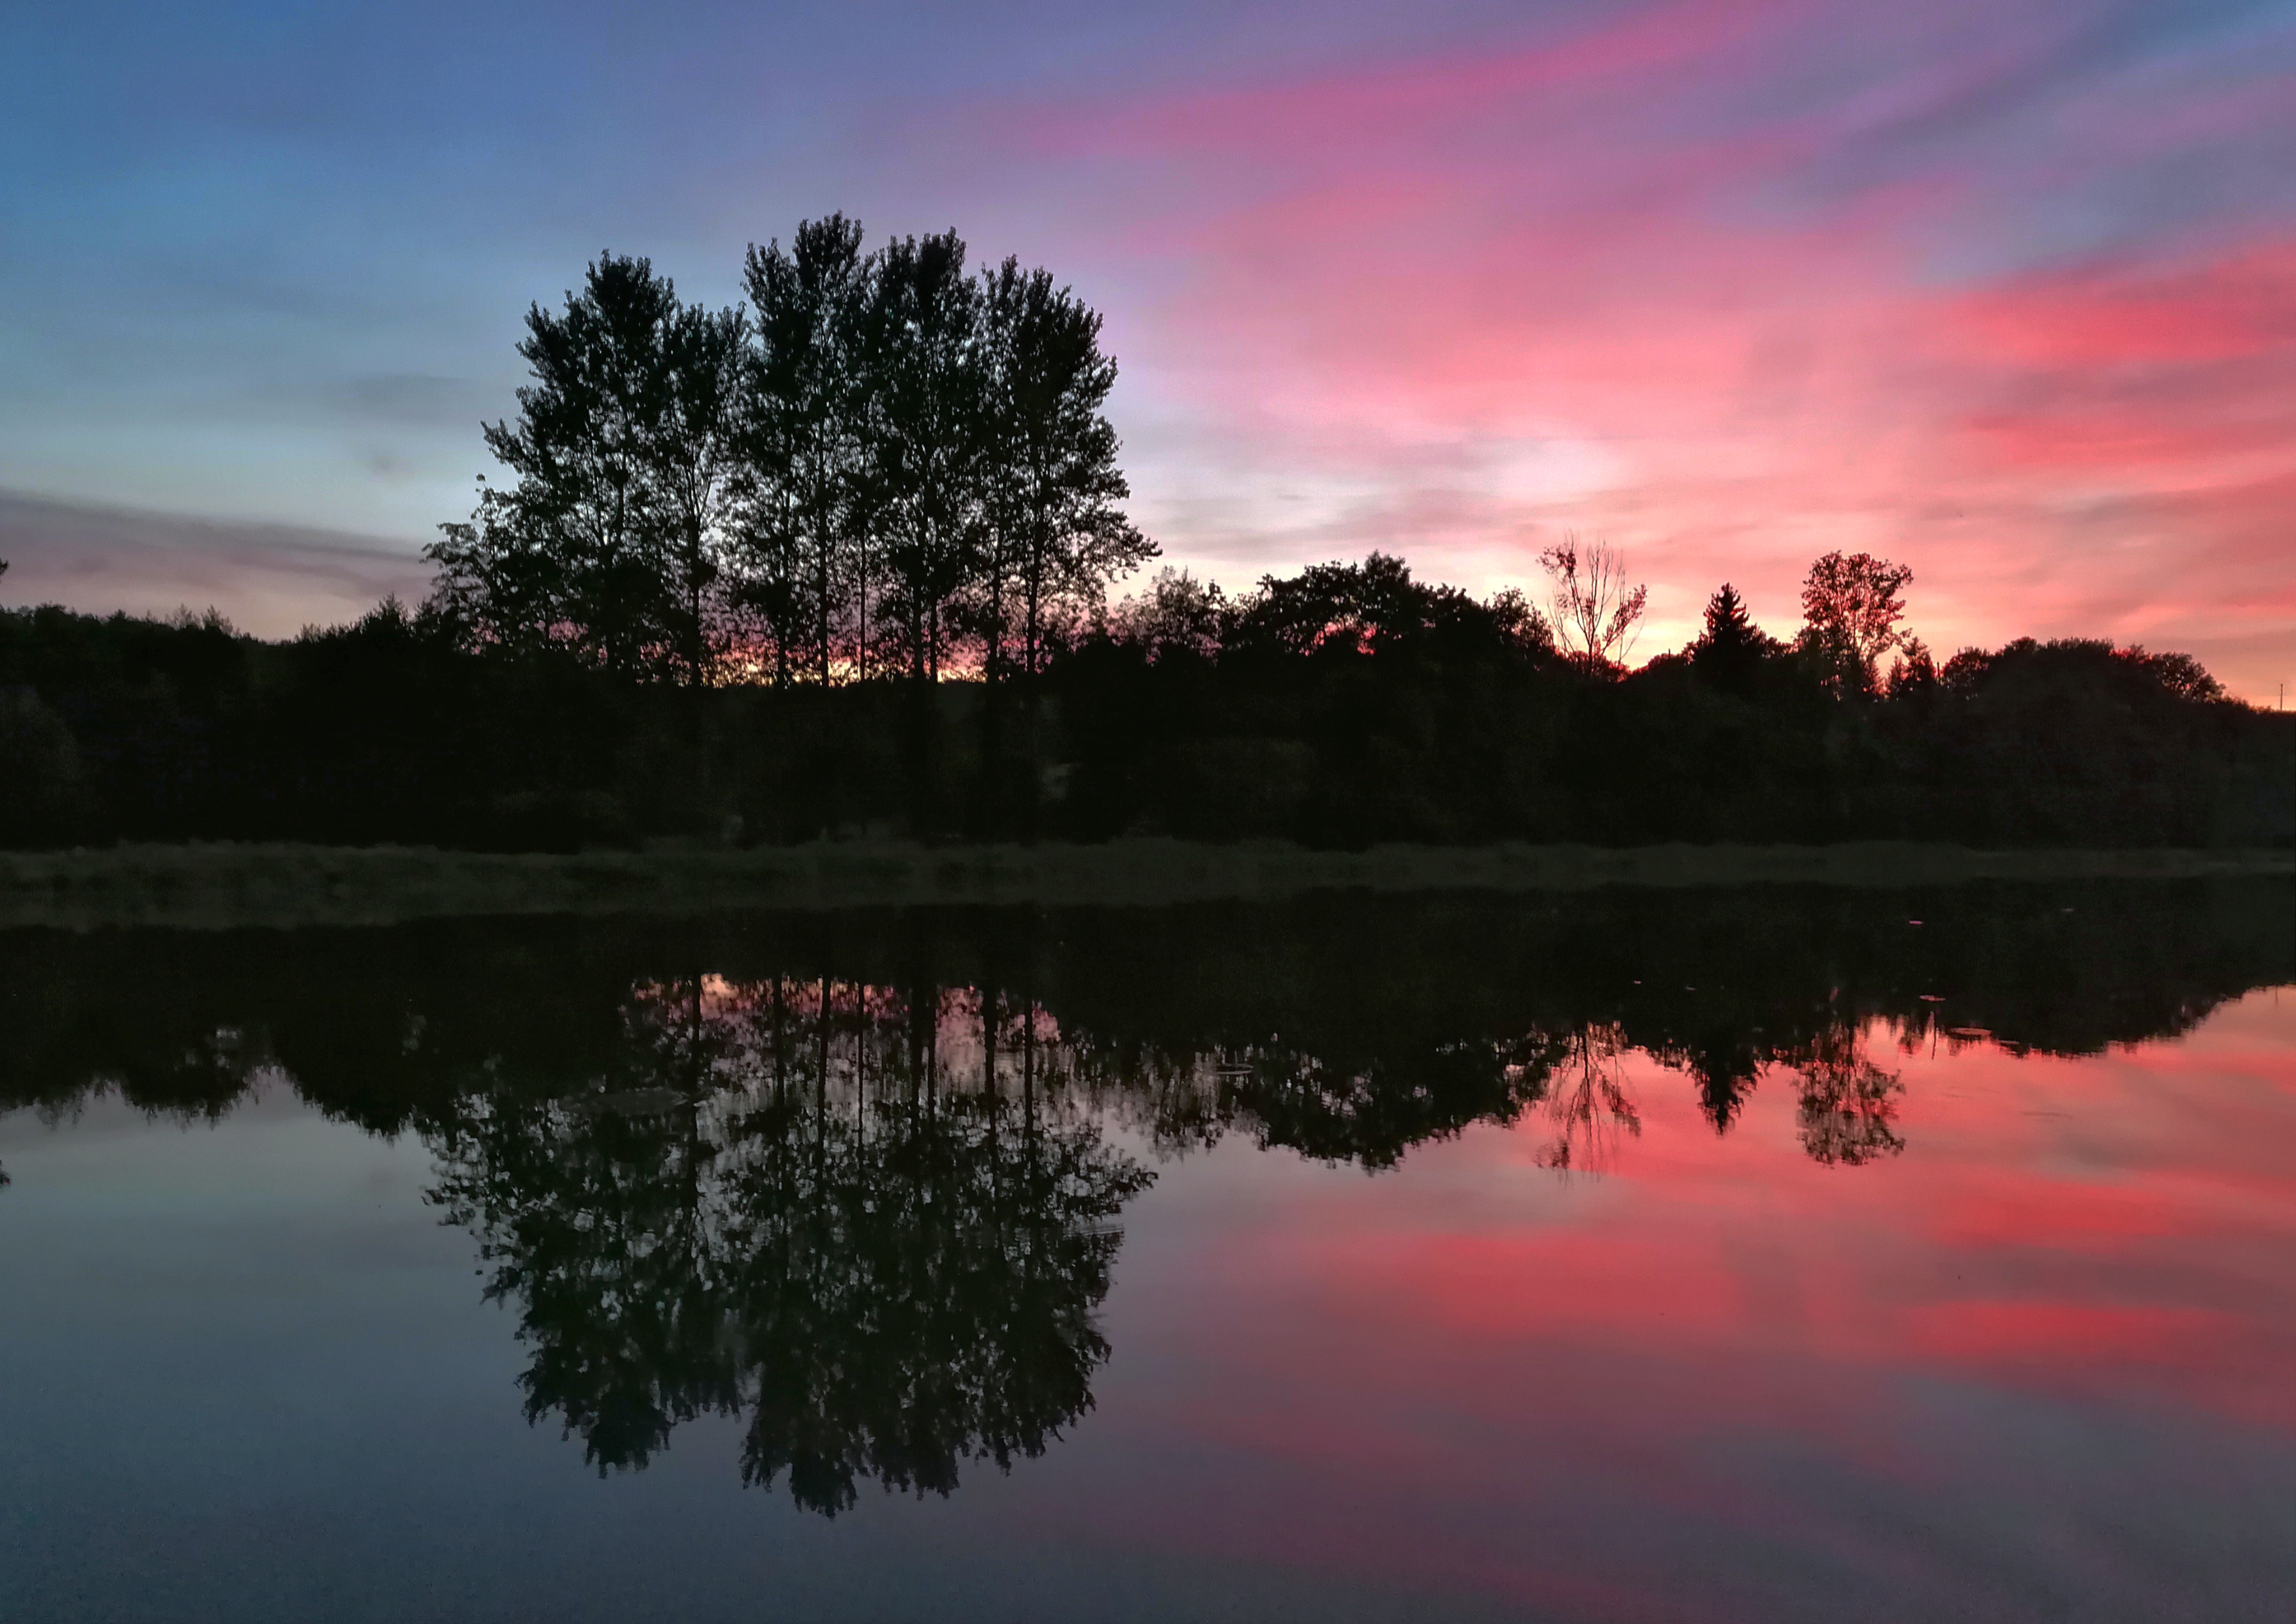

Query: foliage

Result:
[1689,583,1785,696]
[434,226,1151,692]
[1797,550,1913,696]
[425,255,747,685]
[0,543,2287,850]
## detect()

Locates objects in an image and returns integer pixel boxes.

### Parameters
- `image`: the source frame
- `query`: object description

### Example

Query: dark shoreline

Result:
[0,839,2287,931]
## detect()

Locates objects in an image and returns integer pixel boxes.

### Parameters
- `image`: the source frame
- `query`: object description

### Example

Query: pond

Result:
[3,881,2292,1621]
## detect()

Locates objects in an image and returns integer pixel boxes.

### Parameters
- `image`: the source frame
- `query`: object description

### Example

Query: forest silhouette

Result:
[0,224,2289,852]
[1,880,2287,1505]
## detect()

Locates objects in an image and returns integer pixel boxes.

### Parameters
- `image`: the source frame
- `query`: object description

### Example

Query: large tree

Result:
[426,254,742,683]
[975,261,1154,681]
[865,232,986,685]
[735,217,876,685]
[654,298,749,686]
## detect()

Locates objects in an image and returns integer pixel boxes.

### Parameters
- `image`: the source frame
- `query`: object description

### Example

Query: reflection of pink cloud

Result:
[1903,1300,2242,1369]
[1016,994,2296,1619]
[998,2,2296,697]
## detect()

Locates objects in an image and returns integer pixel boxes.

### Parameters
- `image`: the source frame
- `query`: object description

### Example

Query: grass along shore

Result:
[0,839,2287,931]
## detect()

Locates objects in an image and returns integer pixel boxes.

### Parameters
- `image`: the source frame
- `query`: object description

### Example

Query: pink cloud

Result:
[990,1,2296,698]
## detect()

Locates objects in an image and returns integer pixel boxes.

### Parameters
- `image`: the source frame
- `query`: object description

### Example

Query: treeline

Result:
[0,550,2289,849]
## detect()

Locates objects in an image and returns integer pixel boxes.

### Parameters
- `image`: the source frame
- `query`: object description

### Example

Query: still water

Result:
[3,883,2292,1622]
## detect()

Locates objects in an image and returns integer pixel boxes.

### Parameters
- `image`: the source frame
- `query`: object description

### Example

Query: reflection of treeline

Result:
[1,882,2285,1501]
[5,880,2284,1149]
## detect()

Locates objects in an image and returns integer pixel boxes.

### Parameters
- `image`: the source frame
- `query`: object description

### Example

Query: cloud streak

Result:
[0,490,431,637]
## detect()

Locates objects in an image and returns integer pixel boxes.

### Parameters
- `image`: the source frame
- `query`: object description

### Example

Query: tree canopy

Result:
[429,226,1153,689]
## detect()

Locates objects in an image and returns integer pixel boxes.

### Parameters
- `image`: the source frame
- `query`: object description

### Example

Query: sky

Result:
[2,0,2291,699]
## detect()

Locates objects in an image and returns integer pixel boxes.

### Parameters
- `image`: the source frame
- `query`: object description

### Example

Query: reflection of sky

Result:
[1077,990,2296,1619]
[5,986,2293,1619]
[3,2,2293,696]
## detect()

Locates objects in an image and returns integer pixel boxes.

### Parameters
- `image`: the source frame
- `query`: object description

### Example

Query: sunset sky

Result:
[4,0,2291,699]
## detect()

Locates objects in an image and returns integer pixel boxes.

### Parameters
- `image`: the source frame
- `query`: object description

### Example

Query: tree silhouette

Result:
[1222,551,1547,664]
[1689,583,1784,695]
[655,297,750,687]
[424,254,745,683]
[1797,550,1913,697]
[1104,567,1229,664]
[737,217,876,686]
[865,231,986,687]
[1539,536,1647,674]
[976,259,1155,681]
[1886,636,1937,696]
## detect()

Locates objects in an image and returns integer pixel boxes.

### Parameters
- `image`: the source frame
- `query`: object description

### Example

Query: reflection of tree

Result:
[1659,1029,1767,1135]
[7,881,2289,1174]
[1789,1023,1905,1167]
[425,977,1151,1515]
[1198,1031,1562,1170]
[1535,1022,1641,1172]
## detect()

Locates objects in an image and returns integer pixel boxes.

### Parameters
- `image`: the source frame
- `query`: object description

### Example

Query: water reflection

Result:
[1,880,2288,1515]
[426,980,1149,1512]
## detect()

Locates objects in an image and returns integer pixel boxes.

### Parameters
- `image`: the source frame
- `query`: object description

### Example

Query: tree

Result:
[736,217,876,685]
[1797,550,1912,696]
[1106,568,1228,663]
[866,231,986,685]
[1689,583,1783,694]
[655,299,750,687]
[1886,636,1936,695]
[1539,536,1646,674]
[975,261,1154,681]
[425,254,743,683]
[1221,552,1549,664]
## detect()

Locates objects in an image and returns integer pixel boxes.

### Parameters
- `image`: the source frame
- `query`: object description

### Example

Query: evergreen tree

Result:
[1689,583,1782,694]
